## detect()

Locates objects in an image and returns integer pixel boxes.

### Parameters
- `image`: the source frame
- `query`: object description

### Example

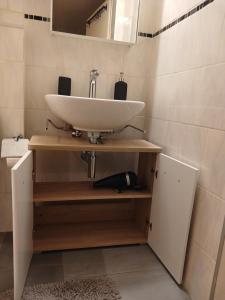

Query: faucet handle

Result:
[90,69,99,77]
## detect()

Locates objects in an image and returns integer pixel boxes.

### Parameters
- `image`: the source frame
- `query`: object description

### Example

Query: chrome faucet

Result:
[89,69,99,98]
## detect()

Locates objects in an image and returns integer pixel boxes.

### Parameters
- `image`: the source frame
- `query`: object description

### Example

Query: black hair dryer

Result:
[93,172,138,191]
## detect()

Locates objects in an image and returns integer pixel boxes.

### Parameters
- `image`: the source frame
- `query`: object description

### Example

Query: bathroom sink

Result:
[45,95,145,133]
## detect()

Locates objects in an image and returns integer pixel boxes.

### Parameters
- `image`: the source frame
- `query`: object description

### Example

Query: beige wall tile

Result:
[191,188,225,260]
[0,0,7,10]
[200,129,225,200]
[25,66,58,110]
[124,37,152,77]
[24,20,62,68]
[145,117,168,148]
[160,0,201,28]
[114,116,145,139]
[0,61,24,109]
[126,75,147,103]
[0,10,24,27]
[147,118,206,168]
[0,25,23,61]
[59,35,126,75]
[217,16,225,63]
[138,0,163,33]
[195,64,225,131]
[23,0,51,16]
[155,3,224,76]
[0,108,24,137]
[61,69,90,98]
[150,63,225,131]
[7,0,23,12]
[214,239,225,300]
[25,108,49,137]
[184,242,215,300]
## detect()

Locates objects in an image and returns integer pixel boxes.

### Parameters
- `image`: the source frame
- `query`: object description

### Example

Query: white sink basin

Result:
[45,95,145,132]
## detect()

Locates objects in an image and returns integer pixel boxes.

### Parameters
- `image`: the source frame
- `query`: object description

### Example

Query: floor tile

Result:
[0,233,13,292]
[62,248,106,280]
[24,245,190,299]
[103,245,165,275]
[112,270,190,300]
[0,233,13,269]
[25,264,64,287]
[0,268,13,292]
[0,234,13,291]
[31,251,62,267]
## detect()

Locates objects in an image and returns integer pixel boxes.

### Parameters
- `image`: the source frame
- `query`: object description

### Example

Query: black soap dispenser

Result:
[58,76,71,96]
[114,72,127,100]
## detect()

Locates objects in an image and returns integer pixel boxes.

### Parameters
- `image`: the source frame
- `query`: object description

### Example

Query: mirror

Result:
[51,0,140,44]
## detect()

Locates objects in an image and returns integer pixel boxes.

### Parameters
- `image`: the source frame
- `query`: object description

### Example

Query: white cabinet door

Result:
[11,151,33,300]
[148,154,199,284]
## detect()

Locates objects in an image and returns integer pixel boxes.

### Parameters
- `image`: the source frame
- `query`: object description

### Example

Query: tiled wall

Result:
[0,0,24,231]
[1,3,224,299]
[214,226,225,300]
[145,0,225,299]
[23,0,152,182]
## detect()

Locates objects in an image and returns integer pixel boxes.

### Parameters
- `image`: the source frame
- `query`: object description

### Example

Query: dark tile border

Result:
[24,14,50,22]
[138,0,215,38]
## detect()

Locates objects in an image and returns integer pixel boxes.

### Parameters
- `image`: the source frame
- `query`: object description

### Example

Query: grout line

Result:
[190,239,217,264]
[63,268,166,279]
[138,0,215,39]
[107,268,168,278]
[0,23,23,29]
[149,116,225,134]
[197,184,225,205]
[0,8,23,14]
[149,61,225,79]
[210,217,225,300]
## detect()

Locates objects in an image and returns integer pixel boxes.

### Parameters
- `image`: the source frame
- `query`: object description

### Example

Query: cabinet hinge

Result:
[155,170,158,179]
[32,171,35,181]
[150,223,153,231]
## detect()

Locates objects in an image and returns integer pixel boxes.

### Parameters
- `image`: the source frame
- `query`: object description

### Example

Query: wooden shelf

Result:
[33,181,152,203]
[33,221,146,252]
[29,135,162,153]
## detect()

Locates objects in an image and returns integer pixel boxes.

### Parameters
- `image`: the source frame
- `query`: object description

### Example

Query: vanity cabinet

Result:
[29,136,160,252]
[11,135,198,300]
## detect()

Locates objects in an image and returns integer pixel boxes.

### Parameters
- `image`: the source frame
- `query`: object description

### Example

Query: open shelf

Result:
[33,181,152,203]
[33,221,146,252]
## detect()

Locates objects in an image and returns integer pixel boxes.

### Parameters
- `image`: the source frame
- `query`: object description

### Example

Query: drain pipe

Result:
[81,151,96,179]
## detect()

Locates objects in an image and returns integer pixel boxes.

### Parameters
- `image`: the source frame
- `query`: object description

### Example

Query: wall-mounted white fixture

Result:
[45,94,145,143]
[1,138,29,168]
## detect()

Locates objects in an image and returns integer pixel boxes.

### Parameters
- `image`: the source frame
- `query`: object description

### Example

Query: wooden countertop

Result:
[28,135,162,153]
